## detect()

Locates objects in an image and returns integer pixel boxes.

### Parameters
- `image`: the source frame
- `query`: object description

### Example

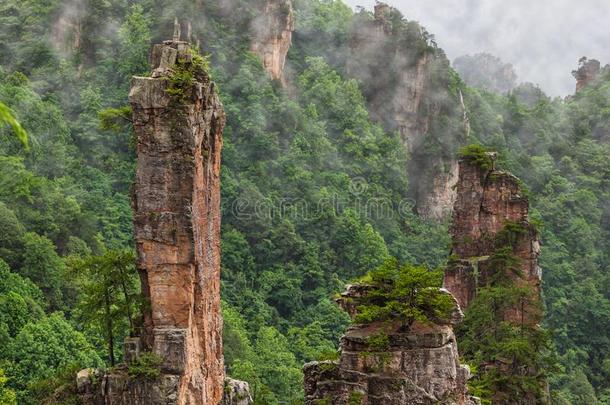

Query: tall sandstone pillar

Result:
[444,152,546,404]
[444,152,542,323]
[76,39,255,405]
[250,0,294,82]
[130,39,225,405]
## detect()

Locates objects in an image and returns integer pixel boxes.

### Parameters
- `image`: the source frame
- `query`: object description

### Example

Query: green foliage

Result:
[20,232,65,308]
[0,0,608,403]
[27,363,83,405]
[458,144,494,170]
[99,106,132,133]
[127,353,163,380]
[348,391,364,405]
[0,369,16,405]
[0,101,28,149]
[117,5,152,78]
[252,327,303,404]
[354,259,454,327]
[67,250,140,366]
[166,49,211,101]
[366,332,390,351]
[4,313,102,403]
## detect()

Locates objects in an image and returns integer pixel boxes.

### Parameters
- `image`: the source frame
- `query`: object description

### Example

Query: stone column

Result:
[130,39,225,404]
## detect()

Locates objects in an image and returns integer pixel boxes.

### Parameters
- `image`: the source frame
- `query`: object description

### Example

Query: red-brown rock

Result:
[78,39,227,405]
[444,153,542,321]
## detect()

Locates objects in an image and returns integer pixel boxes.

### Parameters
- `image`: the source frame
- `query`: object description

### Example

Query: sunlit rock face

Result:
[444,153,542,321]
[130,39,226,404]
[78,39,232,405]
[303,285,480,405]
[250,0,295,82]
[345,2,467,221]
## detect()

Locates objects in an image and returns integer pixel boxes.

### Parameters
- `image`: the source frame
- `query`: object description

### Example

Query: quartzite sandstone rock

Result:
[131,39,226,404]
[78,39,229,405]
[222,378,253,405]
[573,57,601,93]
[444,152,542,320]
[250,0,294,82]
[303,285,480,405]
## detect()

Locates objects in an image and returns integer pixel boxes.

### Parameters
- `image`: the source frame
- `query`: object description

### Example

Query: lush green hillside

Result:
[0,1,608,404]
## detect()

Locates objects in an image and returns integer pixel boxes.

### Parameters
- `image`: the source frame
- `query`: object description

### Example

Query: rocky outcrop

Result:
[78,38,229,405]
[444,152,542,320]
[572,57,601,92]
[303,285,480,405]
[346,3,466,220]
[222,378,253,405]
[250,0,294,82]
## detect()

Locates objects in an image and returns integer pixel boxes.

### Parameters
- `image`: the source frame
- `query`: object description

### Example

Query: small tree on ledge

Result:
[353,258,455,330]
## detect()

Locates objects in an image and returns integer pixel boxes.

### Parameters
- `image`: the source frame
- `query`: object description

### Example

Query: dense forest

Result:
[0,0,608,404]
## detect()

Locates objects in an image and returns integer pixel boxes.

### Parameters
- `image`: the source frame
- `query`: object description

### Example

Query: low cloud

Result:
[344,0,610,96]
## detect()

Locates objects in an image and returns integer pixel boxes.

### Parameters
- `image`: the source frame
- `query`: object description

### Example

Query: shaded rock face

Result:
[444,154,542,321]
[303,285,479,405]
[572,57,601,92]
[52,0,84,57]
[346,3,465,220]
[250,0,294,82]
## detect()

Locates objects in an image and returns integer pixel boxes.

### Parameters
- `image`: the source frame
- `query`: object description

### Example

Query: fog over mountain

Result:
[344,0,610,96]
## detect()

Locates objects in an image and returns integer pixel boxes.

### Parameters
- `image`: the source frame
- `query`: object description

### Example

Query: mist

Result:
[344,0,610,96]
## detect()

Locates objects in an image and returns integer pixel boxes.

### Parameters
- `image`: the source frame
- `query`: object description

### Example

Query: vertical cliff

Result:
[572,57,601,93]
[131,39,226,405]
[444,151,541,319]
[250,0,295,82]
[445,149,548,404]
[303,284,480,405]
[346,3,466,220]
[78,39,227,405]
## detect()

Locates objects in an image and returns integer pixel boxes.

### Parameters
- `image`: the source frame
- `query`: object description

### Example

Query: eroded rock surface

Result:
[346,3,466,220]
[132,39,225,405]
[250,0,294,82]
[444,153,542,320]
[78,39,230,405]
[303,285,479,405]
[222,378,253,405]
[573,57,601,93]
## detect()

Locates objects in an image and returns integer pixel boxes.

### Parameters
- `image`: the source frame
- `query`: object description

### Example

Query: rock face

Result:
[444,153,542,320]
[78,39,229,405]
[131,39,225,405]
[222,378,253,405]
[572,57,601,92]
[250,0,294,82]
[346,3,466,220]
[303,285,480,405]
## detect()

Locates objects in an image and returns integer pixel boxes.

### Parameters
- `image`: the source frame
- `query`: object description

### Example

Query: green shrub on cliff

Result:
[458,144,494,170]
[354,259,454,328]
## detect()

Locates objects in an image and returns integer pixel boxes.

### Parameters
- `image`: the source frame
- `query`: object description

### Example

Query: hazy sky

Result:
[343,0,610,95]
